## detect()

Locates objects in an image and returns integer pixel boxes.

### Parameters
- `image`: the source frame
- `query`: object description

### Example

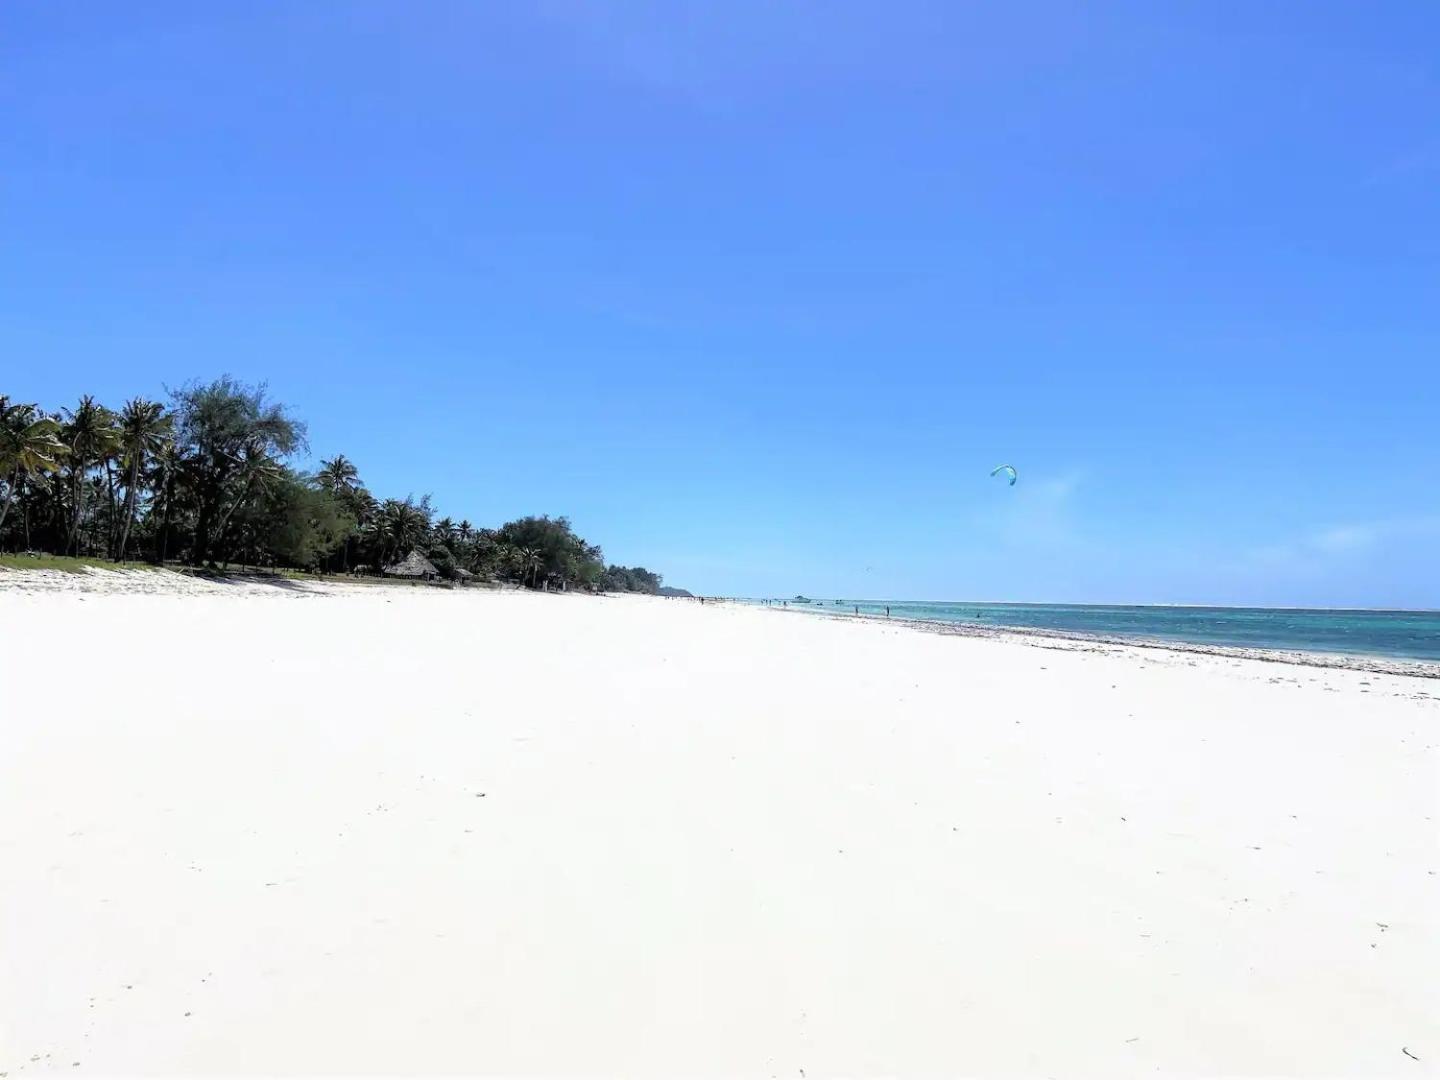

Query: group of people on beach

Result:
[758,597,892,617]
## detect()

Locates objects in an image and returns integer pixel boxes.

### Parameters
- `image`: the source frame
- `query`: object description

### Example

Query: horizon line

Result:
[725,597,1440,614]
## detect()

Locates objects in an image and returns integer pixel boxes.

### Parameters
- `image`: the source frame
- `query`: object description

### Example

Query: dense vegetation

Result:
[0,378,668,593]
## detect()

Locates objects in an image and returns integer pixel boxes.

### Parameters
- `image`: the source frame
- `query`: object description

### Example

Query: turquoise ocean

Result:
[750,599,1440,662]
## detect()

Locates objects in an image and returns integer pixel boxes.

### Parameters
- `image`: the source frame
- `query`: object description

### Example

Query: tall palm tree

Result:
[114,398,173,561]
[457,519,473,544]
[317,454,359,494]
[340,487,378,572]
[518,545,544,589]
[349,488,378,525]
[147,441,182,566]
[0,397,67,542]
[211,440,285,562]
[61,395,119,555]
[375,497,430,569]
[313,455,359,574]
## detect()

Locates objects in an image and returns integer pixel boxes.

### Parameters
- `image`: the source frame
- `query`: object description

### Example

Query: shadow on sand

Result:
[184,569,322,593]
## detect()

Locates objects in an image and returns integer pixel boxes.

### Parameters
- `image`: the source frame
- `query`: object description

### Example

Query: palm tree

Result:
[0,397,67,543]
[114,398,173,561]
[317,454,359,494]
[375,497,430,569]
[148,441,181,565]
[341,487,378,571]
[61,395,119,555]
[518,545,544,589]
[211,440,285,562]
[349,488,378,525]
[458,519,473,544]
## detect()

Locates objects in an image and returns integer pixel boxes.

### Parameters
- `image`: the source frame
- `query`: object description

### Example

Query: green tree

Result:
[0,397,67,543]
[601,564,663,594]
[147,441,182,565]
[493,515,605,591]
[253,471,355,569]
[114,398,173,561]
[61,395,119,555]
[314,459,371,572]
[340,487,379,571]
[459,526,503,579]
[3,381,672,589]
[316,455,359,495]
[372,496,432,569]
[170,377,306,566]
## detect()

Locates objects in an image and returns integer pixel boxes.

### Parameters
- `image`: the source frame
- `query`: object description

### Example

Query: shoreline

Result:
[4,564,1437,679]
[741,597,1440,614]
[750,601,1440,680]
[4,564,1436,679]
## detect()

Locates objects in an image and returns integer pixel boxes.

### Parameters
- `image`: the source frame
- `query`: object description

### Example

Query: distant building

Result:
[383,550,440,582]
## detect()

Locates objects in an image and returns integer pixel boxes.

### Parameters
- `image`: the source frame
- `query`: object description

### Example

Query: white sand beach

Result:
[2,571,1437,1076]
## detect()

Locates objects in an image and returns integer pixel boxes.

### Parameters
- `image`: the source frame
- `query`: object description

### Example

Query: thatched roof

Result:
[383,550,439,578]
[453,567,475,579]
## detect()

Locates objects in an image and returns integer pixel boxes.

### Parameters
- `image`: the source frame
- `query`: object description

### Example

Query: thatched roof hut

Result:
[383,550,439,581]
[453,567,475,586]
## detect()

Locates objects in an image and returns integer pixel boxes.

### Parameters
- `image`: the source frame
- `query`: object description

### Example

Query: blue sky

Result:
[4,2,1438,605]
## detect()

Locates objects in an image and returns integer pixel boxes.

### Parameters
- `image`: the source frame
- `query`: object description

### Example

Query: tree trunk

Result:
[192,489,214,567]
[117,458,141,562]
[210,476,256,566]
[157,473,173,566]
[105,459,118,559]
[69,467,85,555]
[0,469,16,542]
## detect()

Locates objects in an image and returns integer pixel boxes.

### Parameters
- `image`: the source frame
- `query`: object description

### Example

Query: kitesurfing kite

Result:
[990,464,1018,486]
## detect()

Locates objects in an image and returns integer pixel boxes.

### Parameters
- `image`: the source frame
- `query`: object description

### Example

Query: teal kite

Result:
[990,464,1018,486]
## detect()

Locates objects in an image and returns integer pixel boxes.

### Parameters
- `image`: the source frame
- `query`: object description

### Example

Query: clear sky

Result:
[4,2,1438,606]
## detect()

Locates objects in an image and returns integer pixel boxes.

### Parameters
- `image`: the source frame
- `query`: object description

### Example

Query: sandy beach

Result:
[2,570,1437,1076]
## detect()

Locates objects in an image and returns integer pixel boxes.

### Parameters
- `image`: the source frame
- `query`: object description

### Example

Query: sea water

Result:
[752,599,1440,662]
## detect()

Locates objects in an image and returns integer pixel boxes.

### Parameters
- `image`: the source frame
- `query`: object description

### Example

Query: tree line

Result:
[0,377,667,593]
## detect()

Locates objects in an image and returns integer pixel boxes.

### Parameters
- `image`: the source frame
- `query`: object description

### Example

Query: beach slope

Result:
[2,576,1436,1075]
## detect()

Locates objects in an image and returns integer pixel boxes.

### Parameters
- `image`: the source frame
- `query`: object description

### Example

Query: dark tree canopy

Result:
[169,377,307,566]
[0,377,679,595]
[600,565,663,594]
